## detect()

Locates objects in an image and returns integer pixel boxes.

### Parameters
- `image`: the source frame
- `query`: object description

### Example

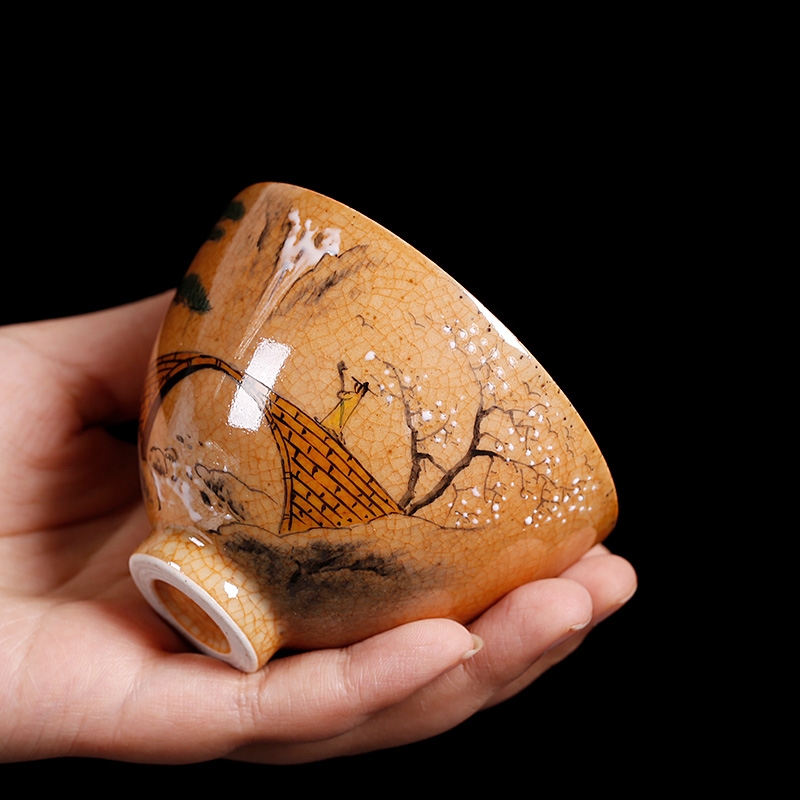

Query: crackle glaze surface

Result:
[134,183,617,669]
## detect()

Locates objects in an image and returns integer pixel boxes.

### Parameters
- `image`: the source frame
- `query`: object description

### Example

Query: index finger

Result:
[1,292,172,427]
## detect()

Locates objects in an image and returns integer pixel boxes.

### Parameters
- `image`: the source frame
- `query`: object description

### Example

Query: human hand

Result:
[0,295,636,764]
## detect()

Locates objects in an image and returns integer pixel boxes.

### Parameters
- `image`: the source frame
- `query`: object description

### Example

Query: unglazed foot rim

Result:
[129,553,260,672]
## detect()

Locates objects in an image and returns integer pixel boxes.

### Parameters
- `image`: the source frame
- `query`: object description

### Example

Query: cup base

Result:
[129,553,260,672]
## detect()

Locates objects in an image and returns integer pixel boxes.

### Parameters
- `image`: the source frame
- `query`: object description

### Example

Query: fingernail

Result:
[543,618,592,654]
[461,634,484,660]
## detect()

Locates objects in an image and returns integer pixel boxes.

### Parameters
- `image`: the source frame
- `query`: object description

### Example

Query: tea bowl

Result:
[129,182,618,671]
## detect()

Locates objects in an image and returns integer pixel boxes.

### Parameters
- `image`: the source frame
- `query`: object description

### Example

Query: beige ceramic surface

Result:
[130,183,618,671]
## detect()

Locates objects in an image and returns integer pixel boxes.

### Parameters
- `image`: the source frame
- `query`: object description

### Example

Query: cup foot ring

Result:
[129,553,260,672]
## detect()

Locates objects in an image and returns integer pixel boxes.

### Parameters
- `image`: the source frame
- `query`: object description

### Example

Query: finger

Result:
[559,545,638,625]
[235,576,595,763]
[65,617,476,763]
[247,551,637,761]
[581,542,613,558]
[1,292,171,427]
[0,294,172,532]
[480,548,637,708]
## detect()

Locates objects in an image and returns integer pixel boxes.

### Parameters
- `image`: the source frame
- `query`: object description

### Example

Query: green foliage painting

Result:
[174,273,212,314]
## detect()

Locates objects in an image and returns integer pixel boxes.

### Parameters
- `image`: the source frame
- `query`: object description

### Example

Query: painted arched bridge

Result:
[140,352,402,535]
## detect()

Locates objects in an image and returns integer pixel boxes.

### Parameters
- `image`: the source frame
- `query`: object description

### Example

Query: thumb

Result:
[75,618,477,763]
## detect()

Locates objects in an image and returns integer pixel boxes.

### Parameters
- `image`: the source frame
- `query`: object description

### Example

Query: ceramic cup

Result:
[130,183,618,671]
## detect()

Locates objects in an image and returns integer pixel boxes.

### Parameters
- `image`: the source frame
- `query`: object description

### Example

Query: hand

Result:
[0,295,636,764]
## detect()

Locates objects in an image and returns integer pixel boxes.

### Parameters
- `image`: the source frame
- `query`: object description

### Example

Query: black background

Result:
[2,103,680,780]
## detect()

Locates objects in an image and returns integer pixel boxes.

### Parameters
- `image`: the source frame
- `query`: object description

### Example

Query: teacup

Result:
[129,183,618,671]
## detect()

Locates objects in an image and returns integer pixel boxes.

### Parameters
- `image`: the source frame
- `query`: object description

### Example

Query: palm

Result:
[0,295,636,765]
[6,499,185,668]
